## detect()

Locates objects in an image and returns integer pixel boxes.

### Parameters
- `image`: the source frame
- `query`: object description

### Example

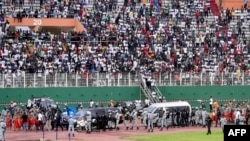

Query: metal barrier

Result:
[1,71,250,88]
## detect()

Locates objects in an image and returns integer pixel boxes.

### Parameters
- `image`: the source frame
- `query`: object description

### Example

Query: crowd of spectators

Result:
[0,0,250,84]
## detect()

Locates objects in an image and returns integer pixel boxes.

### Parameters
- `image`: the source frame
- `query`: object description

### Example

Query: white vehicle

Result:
[146,101,192,114]
[145,101,192,126]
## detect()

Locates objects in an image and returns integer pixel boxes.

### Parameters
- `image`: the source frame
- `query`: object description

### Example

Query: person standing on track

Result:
[142,109,148,128]
[130,109,139,130]
[220,114,227,133]
[37,111,44,131]
[0,118,6,141]
[85,111,92,134]
[201,108,207,128]
[147,112,157,132]
[124,108,130,130]
[68,115,75,137]
[55,111,64,131]
[160,108,168,131]
[206,114,212,135]
[107,110,113,130]
[22,111,28,132]
[115,110,121,130]
[215,107,221,127]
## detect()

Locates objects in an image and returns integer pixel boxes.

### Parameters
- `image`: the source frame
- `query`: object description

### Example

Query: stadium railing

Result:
[0,71,250,88]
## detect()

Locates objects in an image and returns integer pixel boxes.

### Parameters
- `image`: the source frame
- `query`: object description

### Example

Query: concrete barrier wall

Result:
[0,87,140,108]
[159,86,250,101]
[159,86,250,107]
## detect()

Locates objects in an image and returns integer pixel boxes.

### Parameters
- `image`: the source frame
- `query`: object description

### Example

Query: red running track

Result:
[5,124,222,141]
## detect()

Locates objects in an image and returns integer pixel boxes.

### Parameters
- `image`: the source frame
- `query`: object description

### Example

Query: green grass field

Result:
[124,130,223,141]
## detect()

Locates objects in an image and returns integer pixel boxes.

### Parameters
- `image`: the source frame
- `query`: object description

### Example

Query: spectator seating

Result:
[0,0,249,87]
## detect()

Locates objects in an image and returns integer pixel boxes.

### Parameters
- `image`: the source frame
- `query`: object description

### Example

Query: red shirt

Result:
[151,17,156,25]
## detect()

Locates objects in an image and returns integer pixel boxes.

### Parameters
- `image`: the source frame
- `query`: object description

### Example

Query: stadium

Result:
[0,0,250,141]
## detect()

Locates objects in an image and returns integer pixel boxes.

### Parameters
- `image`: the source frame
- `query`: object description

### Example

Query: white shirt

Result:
[38,113,43,121]
[90,101,94,107]
[235,111,240,119]
[209,98,213,105]
[27,99,32,107]
[145,99,150,105]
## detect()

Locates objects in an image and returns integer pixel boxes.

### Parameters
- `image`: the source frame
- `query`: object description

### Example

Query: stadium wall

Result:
[0,87,140,104]
[158,86,250,106]
[0,86,250,109]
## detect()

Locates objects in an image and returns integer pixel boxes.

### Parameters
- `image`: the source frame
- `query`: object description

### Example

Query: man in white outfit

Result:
[235,109,241,125]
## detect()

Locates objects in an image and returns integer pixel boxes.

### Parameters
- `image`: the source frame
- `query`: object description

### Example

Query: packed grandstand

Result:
[0,0,250,87]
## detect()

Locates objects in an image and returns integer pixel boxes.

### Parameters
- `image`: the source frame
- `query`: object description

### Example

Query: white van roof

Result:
[147,101,192,113]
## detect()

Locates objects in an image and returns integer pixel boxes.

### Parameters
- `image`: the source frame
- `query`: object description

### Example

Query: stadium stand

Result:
[0,0,250,88]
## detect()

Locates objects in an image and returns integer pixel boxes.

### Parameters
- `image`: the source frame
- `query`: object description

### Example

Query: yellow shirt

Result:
[236,69,241,78]
[231,11,235,17]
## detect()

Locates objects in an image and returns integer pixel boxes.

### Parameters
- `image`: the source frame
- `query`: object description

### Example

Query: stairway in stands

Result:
[140,82,164,104]
[210,0,220,18]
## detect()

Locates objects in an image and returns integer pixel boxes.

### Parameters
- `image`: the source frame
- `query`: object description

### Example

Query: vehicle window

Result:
[147,106,156,113]
[154,108,160,114]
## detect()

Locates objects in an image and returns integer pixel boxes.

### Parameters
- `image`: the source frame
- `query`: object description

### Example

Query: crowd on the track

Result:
[0,98,249,137]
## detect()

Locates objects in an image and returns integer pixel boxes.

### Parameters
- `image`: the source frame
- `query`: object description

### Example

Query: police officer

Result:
[124,108,130,130]
[68,115,75,137]
[185,108,189,126]
[220,114,227,132]
[201,108,207,128]
[147,112,157,132]
[115,110,121,130]
[0,108,7,123]
[190,107,195,126]
[170,109,176,128]
[130,109,139,130]
[62,108,68,117]
[0,118,6,141]
[107,110,113,130]
[158,108,164,129]
[55,111,64,131]
[117,104,122,112]
[160,108,168,131]
[195,107,201,126]
[101,114,108,131]
[85,111,92,134]
[176,109,180,127]
[180,109,186,126]
[166,109,170,129]
[141,109,148,128]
